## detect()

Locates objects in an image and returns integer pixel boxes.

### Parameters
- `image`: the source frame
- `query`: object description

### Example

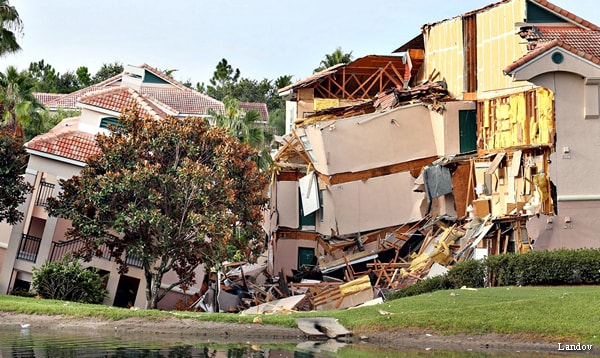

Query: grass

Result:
[1,285,599,343]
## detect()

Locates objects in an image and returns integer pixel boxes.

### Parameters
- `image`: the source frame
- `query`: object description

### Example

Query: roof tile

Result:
[25,117,99,163]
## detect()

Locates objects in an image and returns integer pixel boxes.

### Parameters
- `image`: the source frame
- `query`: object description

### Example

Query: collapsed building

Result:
[256,0,598,310]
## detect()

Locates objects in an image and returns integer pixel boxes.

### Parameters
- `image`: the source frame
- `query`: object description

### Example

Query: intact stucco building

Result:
[0,65,226,309]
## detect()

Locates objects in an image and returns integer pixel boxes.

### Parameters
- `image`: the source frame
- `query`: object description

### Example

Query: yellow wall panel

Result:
[478,88,555,152]
[424,17,464,98]
[476,0,528,93]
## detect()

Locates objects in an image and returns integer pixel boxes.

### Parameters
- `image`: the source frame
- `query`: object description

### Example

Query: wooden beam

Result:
[276,171,300,182]
[276,230,320,241]
[317,156,438,186]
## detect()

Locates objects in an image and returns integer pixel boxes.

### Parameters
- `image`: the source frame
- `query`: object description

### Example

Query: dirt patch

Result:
[0,312,574,355]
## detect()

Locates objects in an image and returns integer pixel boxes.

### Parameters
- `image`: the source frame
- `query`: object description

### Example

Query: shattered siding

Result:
[478,88,555,151]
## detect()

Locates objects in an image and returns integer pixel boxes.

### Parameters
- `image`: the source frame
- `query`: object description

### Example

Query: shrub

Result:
[388,248,600,301]
[447,259,485,288]
[386,275,452,300]
[487,248,600,286]
[32,255,108,304]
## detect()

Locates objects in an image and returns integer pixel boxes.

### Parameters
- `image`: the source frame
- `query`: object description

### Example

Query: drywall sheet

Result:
[276,181,299,229]
[303,105,438,175]
[326,171,425,236]
[299,173,319,216]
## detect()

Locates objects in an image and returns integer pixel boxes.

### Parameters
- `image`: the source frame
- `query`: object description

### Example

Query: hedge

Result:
[387,248,600,300]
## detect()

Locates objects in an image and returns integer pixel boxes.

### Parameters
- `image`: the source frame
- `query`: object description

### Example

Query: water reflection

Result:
[0,327,580,357]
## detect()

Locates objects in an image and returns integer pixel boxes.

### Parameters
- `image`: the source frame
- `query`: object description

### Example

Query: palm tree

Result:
[314,47,354,73]
[0,0,23,56]
[0,66,44,139]
[207,96,273,171]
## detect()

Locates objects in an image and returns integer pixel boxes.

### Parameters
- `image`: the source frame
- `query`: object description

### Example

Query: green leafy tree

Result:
[47,106,269,309]
[76,66,92,88]
[268,108,285,136]
[314,46,354,73]
[28,60,59,93]
[92,61,123,84]
[207,96,273,171]
[0,128,30,224]
[0,65,44,139]
[0,0,22,56]
[203,58,241,101]
[56,70,80,94]
[275,75,293,90]
[32,255,108,304]
[29,108,81,140]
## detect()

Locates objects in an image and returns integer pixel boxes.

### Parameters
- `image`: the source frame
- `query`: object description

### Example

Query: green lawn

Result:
[1,285,598,343]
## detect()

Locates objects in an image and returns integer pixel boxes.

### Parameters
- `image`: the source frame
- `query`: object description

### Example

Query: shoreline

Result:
[0,312,571,355]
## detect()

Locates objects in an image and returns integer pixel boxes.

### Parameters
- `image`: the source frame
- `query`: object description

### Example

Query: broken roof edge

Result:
[393,33,425,53]
[278,54,409,94]
[503,39,600,75]
[421,0,598,33]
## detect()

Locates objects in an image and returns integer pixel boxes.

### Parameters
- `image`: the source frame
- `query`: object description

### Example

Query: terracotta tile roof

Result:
[43,84,115,109]
[536,26,600,59]
[78,87,173,119]
[33,92,64,106]
[140,87,224,115]
[239,102,269,121]
[530,0,599,31]
[25,117,99,163]
[37,64,217,112]
[504,38,600,74]
[423,0,598,31]
[139,63,189,90]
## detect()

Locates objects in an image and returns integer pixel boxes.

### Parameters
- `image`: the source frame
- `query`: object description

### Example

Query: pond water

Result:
[0,327,578,357]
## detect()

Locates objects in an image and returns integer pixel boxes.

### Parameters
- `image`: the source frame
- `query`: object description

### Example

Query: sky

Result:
[1,0,598,86]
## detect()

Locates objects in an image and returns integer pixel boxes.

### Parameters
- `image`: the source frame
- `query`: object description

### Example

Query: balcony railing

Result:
[49,238,142,269]
[16,234,42,262]
[35,181,55,207]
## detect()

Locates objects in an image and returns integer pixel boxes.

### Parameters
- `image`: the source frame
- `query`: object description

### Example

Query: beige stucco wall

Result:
[27,155,83,180]
[527,72,600,197]
[78,108,114,135]
[513,50,600,249]
[431,101,476,155]
[273,238,317,277]
[319,171,425,236]
[528,201,600,250]
[299,105,438,176]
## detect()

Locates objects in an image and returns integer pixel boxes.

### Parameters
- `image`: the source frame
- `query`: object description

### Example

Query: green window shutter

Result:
[100,117,120,130]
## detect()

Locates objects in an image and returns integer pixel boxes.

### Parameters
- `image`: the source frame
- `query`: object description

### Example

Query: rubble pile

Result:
[190,211,530,314]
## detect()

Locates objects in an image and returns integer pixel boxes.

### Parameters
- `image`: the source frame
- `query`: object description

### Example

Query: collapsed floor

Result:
[189,211,532,314]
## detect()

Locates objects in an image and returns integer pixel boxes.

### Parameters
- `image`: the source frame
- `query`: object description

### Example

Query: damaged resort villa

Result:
[2,0,600,313]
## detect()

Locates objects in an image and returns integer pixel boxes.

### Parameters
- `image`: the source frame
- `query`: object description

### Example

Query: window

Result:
[299,134,317,163]
[100,117,120,130]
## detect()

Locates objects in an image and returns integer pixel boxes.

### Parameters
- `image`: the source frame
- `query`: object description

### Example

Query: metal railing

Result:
[16,234,42,262]
[49,238,142,269]
[35,181,55,207]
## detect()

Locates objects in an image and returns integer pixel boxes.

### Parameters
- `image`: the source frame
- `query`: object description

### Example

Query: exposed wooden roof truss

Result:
[312,57,408,100]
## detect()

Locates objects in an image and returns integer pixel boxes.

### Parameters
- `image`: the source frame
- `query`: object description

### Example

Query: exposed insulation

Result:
[478,88,554,151]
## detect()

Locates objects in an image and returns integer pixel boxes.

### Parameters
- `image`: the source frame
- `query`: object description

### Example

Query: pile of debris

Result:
[189,212,528,314]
